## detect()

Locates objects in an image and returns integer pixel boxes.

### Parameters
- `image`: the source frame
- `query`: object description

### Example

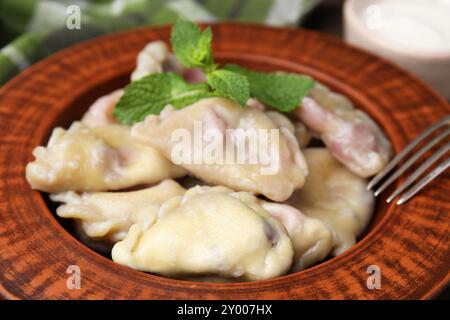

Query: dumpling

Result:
[112,186,294,281]
[81,89,123,128]
[130,40,170,81]
[131,97,308,201]
[26,122,186,193]
[294,83,392,177]
[261,202,332,271]
[131,40,205,83]
[287,148,375,256]
[50,180,186,242]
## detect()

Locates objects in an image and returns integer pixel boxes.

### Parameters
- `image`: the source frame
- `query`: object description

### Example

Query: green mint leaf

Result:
[224,64,315,112]
[206,69,250,107]
[113,73,215,125]
[171,19,217,70]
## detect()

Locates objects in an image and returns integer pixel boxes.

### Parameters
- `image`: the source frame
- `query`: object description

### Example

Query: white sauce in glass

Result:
[362,0,450,53]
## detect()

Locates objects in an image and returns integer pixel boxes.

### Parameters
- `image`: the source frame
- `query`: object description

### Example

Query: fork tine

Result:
[387,142,450,203]
[373,127,450,196]
[368,115,450,190]
[396,157,450,205]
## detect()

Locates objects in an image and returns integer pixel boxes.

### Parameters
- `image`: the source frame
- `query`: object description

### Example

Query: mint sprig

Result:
[112,73,215,125]
[113,19,316,125]
[224,64,315,112]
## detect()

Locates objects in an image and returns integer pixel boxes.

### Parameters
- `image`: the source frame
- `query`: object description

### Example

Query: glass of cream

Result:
[344,0,450,99]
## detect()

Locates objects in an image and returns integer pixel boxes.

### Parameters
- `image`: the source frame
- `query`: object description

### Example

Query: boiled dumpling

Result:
[131,40,205,83]
[131,97,308,201]
[131,41,170,81]
[294,83,392,177]
[81,89,123,128]
[112,186,294,280]
[26,122,186,193]
[287,148,375,256]
[50,179,186,242]
[261,202,332,271]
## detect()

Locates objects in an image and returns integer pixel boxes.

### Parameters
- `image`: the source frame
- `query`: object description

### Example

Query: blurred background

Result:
[1,0,449,98]
[0,0,448,299]
[2,0,449,98]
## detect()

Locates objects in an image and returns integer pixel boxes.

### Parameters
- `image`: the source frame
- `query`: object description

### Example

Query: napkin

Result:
[0,0,319,85]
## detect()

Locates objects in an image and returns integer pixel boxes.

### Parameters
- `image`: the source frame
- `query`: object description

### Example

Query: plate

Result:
[0,24,448,299]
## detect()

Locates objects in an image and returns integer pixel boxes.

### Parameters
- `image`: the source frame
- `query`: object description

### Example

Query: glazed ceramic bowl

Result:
[0,24,449,299]
[344,0,450,100]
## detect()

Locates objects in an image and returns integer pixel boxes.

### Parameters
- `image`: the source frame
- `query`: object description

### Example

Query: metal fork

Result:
[367,115,450,205]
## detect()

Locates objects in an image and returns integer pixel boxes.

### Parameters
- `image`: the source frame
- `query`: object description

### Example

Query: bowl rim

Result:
[0,23,449,299]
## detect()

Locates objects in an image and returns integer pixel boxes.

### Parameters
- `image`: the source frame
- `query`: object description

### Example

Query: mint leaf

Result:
[113,73,215,125]
[206,69,250,107]
[171,19,217,71]
[224,64,315,112]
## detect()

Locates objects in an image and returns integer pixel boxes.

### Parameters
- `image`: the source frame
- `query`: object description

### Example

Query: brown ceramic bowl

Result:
[0,24,449,300]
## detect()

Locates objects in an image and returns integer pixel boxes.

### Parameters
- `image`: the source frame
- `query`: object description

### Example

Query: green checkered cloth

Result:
[0,0,319,85]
